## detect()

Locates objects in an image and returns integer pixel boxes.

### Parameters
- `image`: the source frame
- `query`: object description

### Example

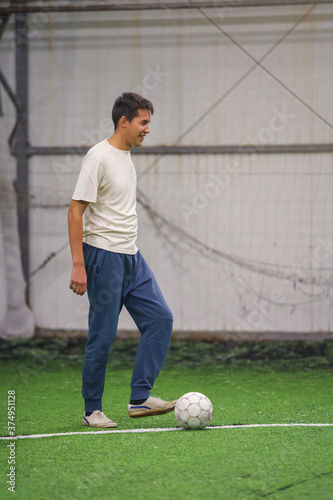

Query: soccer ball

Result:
[175,392,213,430]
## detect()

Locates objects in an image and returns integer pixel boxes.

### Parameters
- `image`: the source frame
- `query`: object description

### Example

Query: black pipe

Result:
[1,0,333,14]
[15,0,29,300]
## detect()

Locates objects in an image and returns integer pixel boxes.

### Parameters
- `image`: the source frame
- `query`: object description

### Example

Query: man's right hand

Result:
[69,263,87,296]
[68,199,89,296]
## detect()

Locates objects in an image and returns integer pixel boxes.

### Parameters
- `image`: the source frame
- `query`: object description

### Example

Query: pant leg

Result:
[82,244,124,412]
[123,251,173,401]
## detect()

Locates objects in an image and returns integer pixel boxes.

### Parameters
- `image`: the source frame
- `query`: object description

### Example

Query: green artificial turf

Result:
[4,427,332,500]
[0,339,333,499]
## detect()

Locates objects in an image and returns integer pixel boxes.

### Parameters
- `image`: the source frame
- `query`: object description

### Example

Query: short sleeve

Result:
[72,157,102,203]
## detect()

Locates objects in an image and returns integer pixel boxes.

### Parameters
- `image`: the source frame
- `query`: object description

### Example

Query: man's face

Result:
[124,109,151,148]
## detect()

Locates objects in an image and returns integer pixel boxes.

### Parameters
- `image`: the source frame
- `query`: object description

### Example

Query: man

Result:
[68,92,177,428]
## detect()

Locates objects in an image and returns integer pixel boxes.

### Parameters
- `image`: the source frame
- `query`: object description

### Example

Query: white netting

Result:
[0,4,332,335]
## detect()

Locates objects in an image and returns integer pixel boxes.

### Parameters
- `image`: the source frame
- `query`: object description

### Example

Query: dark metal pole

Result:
[0,68,20,111]
[0,13,10,40]
[1,0,333,13]
[15,1,29,300]
[27,143,333,156]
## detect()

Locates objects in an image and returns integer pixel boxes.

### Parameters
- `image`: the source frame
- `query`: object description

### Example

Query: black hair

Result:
[112,92,154,129]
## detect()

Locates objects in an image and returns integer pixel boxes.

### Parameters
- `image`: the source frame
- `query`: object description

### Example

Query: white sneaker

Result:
[128,396,178,418]
[82,410,117,428]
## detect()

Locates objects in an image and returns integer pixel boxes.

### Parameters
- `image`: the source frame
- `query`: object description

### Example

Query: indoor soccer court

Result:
[0,1,333,499]
[1,339,333,498]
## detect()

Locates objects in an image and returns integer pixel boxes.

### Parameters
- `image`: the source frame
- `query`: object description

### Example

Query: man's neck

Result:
[107,134,131,151]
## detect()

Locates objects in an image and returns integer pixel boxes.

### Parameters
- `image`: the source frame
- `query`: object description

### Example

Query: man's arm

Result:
[67,199,89,296]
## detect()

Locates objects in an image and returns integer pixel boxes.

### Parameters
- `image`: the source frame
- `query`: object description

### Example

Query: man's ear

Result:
[119,116,128,129]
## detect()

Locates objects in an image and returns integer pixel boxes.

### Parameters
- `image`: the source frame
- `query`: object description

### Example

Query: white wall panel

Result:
[0,4,332,336]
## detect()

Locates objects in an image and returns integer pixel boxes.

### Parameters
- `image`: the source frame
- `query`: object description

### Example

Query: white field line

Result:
[1,423,333,440]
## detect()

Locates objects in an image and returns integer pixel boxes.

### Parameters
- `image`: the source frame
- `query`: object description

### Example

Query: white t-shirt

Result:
[72,139,138,255]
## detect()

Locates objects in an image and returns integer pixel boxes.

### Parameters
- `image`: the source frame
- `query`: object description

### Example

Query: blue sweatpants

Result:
[82,243,173,412]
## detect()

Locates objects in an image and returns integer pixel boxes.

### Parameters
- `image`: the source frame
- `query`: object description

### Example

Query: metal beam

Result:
[0,7,22,144]
[14,1,30,297]
[0,9,12,117]
[0,12,10,40]
[1,0,333,14]
[0,68,20,111]
[27,144,333,156]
